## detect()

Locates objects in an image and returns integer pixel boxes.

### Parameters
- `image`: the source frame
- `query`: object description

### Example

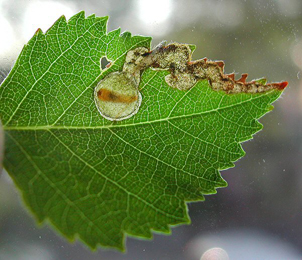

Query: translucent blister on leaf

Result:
[94,72,142,121]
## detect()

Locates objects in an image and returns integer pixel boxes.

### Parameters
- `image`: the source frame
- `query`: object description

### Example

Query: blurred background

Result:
[0,0,301,259]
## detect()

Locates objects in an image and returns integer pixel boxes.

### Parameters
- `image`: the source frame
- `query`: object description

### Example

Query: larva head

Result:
[94,72,142,121]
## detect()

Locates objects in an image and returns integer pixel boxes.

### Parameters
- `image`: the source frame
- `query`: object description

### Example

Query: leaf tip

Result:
[34,28,42,35]
[76,10,86,18]
[278,81,288,90]
[67,11,85,24]
[101,15,109,22]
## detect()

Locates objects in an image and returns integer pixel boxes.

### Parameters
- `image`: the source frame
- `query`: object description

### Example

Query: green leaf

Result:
[0,11,285,251]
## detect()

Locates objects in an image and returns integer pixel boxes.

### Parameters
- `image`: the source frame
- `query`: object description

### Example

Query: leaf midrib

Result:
[3,90,273,131]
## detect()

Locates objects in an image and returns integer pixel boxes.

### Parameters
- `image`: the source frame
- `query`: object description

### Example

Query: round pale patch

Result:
[94,72,142,121]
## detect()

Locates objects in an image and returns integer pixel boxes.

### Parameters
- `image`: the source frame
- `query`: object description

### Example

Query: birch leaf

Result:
[0,11,286,251]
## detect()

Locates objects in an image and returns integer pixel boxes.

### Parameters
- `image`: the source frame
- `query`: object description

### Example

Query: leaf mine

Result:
[94,72,142,121]
[95,41,287,121]
[123,42,288,93]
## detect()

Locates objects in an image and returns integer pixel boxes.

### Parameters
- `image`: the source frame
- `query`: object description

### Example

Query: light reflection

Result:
[22,1,75,40]
[0,15,16,56]
[187,228,302,260]
[200,247,229,260]
[136,0,173,36]
[291,39,302,70]
[291,39,302,113]
[137,0,172,24]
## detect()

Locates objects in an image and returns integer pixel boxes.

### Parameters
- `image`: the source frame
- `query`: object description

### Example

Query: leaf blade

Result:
[0,12,285,251]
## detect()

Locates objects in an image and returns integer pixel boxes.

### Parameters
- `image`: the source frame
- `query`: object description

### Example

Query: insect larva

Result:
[97,89,138,103]
[94,72,142,121]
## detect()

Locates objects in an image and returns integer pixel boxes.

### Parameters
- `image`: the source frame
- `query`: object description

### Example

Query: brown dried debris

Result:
[123,42,288,93]
[186,58,288,93]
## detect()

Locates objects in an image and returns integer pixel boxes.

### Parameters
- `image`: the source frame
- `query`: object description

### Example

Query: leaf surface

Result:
[0,12,284,250]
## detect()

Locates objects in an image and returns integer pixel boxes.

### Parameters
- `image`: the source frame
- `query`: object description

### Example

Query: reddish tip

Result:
[203,58,208,62]
[216,61,225,69]
[279,81,288,90]
[226,73,235,81]
[35,28,42,34]
[237,73,248,84]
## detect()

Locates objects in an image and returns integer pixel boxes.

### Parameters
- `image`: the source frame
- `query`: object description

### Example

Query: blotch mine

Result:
[94,72,142,121]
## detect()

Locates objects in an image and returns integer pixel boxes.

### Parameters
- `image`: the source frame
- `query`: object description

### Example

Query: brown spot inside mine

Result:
[162,44,178,53]
[142,51,152,57]
[97,89,138,103]
[151,61,160,68]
